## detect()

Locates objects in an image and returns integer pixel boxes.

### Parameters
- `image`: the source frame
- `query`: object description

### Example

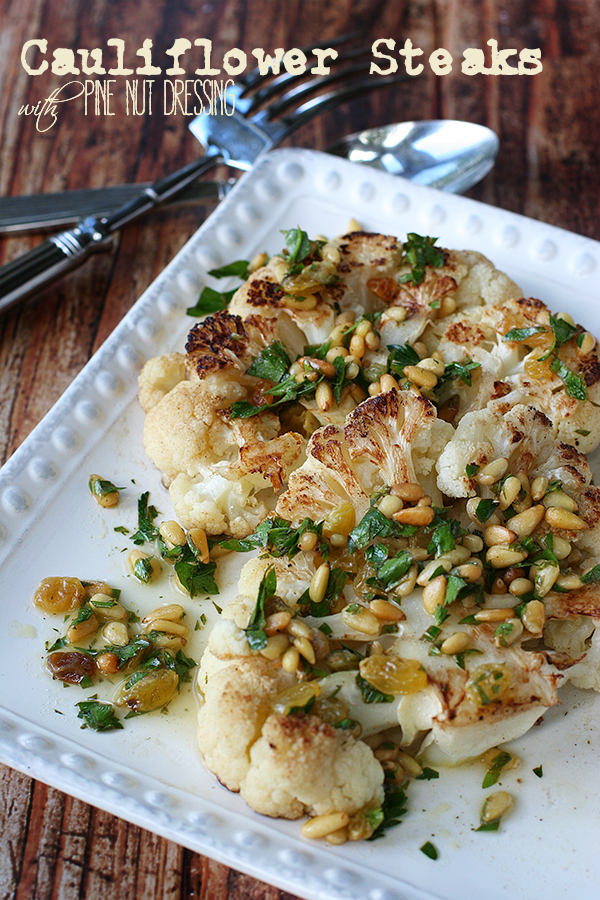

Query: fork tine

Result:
[256,58,376,120]
[236,32,361,92]
[242,47,372,115]
[273,73,414,139]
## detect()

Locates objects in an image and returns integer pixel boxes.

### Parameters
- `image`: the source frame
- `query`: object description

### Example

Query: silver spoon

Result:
[0,120,498,234]
[328,119,499,194]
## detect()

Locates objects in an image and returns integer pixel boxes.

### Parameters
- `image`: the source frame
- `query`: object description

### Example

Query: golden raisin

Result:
[359,656,428,695]
[34,577,85,614]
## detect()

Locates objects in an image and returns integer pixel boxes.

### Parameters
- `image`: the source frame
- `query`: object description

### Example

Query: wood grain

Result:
[0,1,598,897]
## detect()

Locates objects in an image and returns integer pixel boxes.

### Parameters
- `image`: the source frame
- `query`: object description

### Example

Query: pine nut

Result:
[414,342,427,359]
[543,491,577,512]
[463,534,484,553]
[408,547,430,561]
[349,334,366,359]
[90,595,128,621]
[159,520,186,548]
[486,546,528,568]
[294,636,316,664]
[438,294,457,316]
[326,346,348,363]
[369,599,406,621]
[499,476,522,510]
[396,750,422,777]
[417,496,433,507]
[478,458,509,485]
[545,508,588,530]
[441,632,470,654]
[522,599,545,633]
[374,742,399,762]
[404,365,438,390]
[356,319,372,338]
[143,604,185,626]
[393,507,435,527]
[346,360,360,380]
[324,828,349,845]
[417,357,445,377]
[509,577,534,596]
[378,494,404,518]
[438,547,471,566]
[265,611,292,634]
[146,619,188,636]
[329,325,347,346]
[315,381,334,412]
[396,563,419,597]
[455,563,483,582]
[392,482,425,502]
[249,251,268,273]
[555,572,583,590]
[96,652,120,675]
[380,373,400,392]
[557,311,575,326]
[281,646,300,672]
[495,618,523,647]
[365,331,380,351]
[67,613,99,643]
[368,381,381,396]
[408,383,422,396]
[422,575,447,614]
[298,531,318,552]
[336,310,356,326]
[330,533,348,548]
[481,792,514,824]
[531,476,548,501]
[530,562,560,597]
[491,577,508,594]
[287,618,312,639]
[384,306,408,321]
[309,563,330,604]
[301,812,350,839]
[260,634,290,660]
[578,331,596,356]
[484,525,518,546]
[350,384,367,403]
[341,606,381,635]
[552,536,572,559]
[128,549,161,581]
[381,760,406,784]
[188,527,210,563]
[506,505,545,538]
[102,621,129,646]
[417,559,452,586]
[283,293,318,310]
[271,257,289,281]
[474,608,514,622]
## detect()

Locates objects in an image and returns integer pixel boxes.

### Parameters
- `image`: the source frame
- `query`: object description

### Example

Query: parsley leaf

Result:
[173,552,218,597]
[348,506,417,550]
[244,568,276,651]
[420,841,438,860]
[89,476,125,500]
[356,674,394,704]
[246,341,292,382]
[475,499,499,523]
[387,343,421,378]
[550,357,587,400]
[368,549,413,591]
[502,325,547,343]
[417,767,440,780]
[76,699,123,732]
[533,764,543,778]
[368,783,408,840]
[208,260,250,280]
[437,359,481,387]
[281,227,311,265]
[549,313,578,347]
[482,750,512,788]
[581,564,600,584]
[186,286,236,317]
[131,492,159,545]
[399,233,444,286]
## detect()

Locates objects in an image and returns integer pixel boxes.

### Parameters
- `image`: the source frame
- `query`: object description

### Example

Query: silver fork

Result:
[0,36,410,314]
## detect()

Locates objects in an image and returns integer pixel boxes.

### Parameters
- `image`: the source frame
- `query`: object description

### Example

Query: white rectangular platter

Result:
[0,148,599,900]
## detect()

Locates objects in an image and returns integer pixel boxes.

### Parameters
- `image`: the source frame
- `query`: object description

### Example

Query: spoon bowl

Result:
[328,119,499,193]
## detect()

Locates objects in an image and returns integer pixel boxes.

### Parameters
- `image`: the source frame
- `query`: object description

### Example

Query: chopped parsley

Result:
[89,476,125,500]
[76,699,123,732]
[420,841,438,859]
[281,226,312,267]
[482,750,512,788]
[581,564,600,584]
[221,516,324,559]
[549,357,587,400]
[399,234,444,285]
[533,765,543,778]
[417,767,440,781]
[502,325,547,343]
[186,286,236,317]
[244,568,276,651]
[208,260,250,280]
[131,492,159,545]
[368,783,408,840]
[356,674,394,704]
[246,340,292,382]
[348,504,416,551]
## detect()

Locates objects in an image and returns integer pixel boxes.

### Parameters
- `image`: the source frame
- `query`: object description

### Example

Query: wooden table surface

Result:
[0,1,598,897]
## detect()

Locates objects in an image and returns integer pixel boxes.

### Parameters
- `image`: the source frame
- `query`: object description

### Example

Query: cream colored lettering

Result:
[486,39,518,74]
[136,39,161,75]
[51,48,80,75]
[461,47,486,75]
[77,49,106,75]
[21,39,48,75]
[283,48,307,75]
[429,48,453,75]
[518,48,543,74]
[370,38,398,75]
[251,47,285,76]
[223,48,246,76]
[194,39,220,75]
[311,48,338,75]
[399,38,424,76]
[107,38,134,76]
[165,38,191,75]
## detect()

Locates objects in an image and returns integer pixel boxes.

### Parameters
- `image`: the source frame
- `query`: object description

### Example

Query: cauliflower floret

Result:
[169,468,268,538]
[278,390,453,524]
[196,653,295,792]
[236,553,317,609]
[241,712,383,819]
[138,352,187,412]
